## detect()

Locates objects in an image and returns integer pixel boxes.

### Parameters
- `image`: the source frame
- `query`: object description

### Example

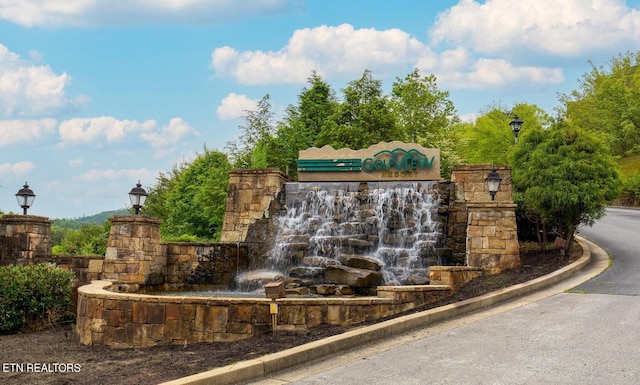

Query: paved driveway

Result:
[254,208,640,385]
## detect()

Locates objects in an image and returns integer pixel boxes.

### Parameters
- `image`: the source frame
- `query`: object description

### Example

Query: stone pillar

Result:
[449,165,520,273]
[466,203,520,274]
[0,214,51,265]
[102,215,164,286]
[220,168,290,243]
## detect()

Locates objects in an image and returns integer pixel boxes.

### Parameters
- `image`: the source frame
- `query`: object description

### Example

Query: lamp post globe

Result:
[485,167,502,201]
[128,181,148,215]
[509,115,524,144]
[15,182,36,215]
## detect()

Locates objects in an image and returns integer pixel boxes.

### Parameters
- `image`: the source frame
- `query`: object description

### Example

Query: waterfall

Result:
[234,181,445,291]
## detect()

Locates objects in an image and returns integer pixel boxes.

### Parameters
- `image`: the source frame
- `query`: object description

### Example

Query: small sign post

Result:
[264,281,285,337]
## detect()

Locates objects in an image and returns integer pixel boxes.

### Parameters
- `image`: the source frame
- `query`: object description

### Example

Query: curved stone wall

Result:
[76,280,462,347]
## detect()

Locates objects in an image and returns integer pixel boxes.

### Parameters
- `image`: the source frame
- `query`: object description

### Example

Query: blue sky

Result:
[1,0,640,219]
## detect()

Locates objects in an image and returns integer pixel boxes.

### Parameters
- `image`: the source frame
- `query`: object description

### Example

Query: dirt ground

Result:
[0,243,580,385]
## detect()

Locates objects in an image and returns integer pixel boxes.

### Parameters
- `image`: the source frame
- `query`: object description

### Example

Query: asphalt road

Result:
[573,207,640,295]
[253,208,640,385]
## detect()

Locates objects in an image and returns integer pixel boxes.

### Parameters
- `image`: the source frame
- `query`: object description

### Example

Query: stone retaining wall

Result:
[76,280,454,347]
[164,242,249,286]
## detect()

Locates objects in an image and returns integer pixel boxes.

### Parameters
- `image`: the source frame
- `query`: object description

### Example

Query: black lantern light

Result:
[15,182,36,215]
[485,167,502,201]
[128,181,147,215]
[509,115,524,144]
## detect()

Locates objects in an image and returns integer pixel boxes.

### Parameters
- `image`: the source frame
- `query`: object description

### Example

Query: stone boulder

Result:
[405,274,430,285]
[339,254,382,271]
[289,266,324,280]
[301,256,340,267]
[324,265,383,288]
[313,284,354,296]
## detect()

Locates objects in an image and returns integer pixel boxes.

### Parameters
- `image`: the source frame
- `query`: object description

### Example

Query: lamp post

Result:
[509,115,524,144]
[485,167,502,201]
[15,182,36,215]
[128,181,148,215]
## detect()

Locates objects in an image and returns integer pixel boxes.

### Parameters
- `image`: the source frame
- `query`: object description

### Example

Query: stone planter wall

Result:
[76,280,454,347]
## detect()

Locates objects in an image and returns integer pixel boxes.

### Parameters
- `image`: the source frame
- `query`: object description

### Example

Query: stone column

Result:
[0,214,51,265]
[466,203,520,274]
[450,165,520,273]
[102,215,164,287]
[220,168,290,243]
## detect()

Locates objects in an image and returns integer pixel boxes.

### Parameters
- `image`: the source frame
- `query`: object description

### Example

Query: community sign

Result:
[297,141,441,182]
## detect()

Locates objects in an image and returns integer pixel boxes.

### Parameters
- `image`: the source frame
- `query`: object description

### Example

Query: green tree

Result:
[461,103,553,165]
[391,69,463,176]
[317,70,400,149]
[51,222,110,256]
[160,148,231,241]
[561,51,640,157]
[269,72,339,177]
[226,94,275,168]
[511,121,621,251]
[143,166,181,221]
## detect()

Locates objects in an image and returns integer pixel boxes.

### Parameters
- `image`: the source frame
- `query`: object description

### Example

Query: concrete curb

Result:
[160,237,599,385]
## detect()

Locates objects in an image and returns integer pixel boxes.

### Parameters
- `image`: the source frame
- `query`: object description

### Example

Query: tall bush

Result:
[0,264,74,333]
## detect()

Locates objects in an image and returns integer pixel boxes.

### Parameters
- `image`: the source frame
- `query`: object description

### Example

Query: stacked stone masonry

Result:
[102,216,165,285]
[76,280,454,347]
[0,215,51,265]
[220,168,291,243]
[466,204,521,274]
[448,165,520,272]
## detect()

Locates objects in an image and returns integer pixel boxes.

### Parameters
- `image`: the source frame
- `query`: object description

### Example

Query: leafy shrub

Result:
[52,222,110,256]
[0,264,74,333]
[162,234,202,242]
[617,171,640,207]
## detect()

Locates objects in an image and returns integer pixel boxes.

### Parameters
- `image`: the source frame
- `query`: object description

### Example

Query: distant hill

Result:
[52,209,128,229]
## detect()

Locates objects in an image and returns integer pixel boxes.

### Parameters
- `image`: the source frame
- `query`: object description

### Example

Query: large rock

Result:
[289,266,324,279]
[324,265,383,288]
[339,254,382,271]
[301,256,340,267]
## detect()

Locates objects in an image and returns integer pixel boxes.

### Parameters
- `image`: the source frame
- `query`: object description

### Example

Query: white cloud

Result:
[0,118,57,145]
[435,58,564,89]
[0,44,87,117]
[0,161,36,175]
[58,116,199,157]
[217,93,259,120]
[430,0,640,57]
[58,116,156,146]
[74,168,154,182]
[139,117,199,157]
[211,22,566,90]
[68,158,83,167]
[211,23,434,85]
[0,0,298,27]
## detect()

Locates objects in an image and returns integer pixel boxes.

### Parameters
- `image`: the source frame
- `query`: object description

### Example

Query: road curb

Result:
[160,236,599,385]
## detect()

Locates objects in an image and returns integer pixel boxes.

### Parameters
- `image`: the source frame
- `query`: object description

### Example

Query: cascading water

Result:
[236,181,446,291]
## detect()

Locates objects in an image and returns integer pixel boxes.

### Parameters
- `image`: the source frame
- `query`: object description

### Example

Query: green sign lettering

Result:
[362,148,435,172]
